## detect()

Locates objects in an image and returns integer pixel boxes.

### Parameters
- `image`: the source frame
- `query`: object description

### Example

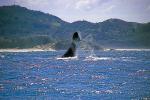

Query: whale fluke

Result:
[62,32,81,58]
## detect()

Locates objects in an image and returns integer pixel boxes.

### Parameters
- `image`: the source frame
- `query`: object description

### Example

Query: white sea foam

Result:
[115,49,150,51]
[104,48,150,51]
[84,56,138,61]
[84,56,111,61]
[92,89,113,94]
[137,69,146,73]
[0,55,5,58]
[56,56,78,60]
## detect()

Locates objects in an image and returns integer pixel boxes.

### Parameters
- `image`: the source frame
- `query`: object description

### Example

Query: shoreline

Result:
[0,48,56,52]
[115,48,150,51]
[104,48,150,51]
[0,48,150,52]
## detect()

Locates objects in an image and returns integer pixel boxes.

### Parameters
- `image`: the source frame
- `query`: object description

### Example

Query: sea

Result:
[0,50,150,100]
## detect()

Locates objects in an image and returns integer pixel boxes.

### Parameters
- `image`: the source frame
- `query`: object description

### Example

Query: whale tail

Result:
[62,32,81,58]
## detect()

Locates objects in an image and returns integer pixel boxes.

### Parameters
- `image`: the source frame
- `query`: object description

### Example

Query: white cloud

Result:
[75,0,102,10]
[102,5,116,12]
[75,0,91,10]
[147,5,150,10]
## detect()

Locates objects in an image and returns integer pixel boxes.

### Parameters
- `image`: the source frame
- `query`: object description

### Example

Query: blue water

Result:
[0,50,150,100]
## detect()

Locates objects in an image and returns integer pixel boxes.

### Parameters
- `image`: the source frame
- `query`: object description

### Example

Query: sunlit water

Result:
[0,50,150,100]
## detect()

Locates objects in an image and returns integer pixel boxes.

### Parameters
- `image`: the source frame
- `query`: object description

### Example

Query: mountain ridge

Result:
[0,5,150,49]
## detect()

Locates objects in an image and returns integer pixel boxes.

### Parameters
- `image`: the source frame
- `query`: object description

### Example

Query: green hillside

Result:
[0,5,150,49]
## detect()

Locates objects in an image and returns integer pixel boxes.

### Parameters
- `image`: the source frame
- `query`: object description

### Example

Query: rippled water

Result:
[0,50,150,100]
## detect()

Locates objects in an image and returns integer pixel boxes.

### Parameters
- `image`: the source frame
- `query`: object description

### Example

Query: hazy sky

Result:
[0,0,150,23]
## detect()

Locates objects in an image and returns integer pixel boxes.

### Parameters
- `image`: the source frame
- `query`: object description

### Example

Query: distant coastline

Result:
[0,48,150,52]
[106,48,150,51]
[0,48,55,52]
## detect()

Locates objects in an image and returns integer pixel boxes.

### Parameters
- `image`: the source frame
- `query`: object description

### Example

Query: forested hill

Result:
[0,5,150,49]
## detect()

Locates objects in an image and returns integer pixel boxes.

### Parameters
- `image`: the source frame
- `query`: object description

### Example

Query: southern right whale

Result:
[62,32,81,58]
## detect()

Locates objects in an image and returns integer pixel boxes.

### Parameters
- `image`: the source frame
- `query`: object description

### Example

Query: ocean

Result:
[0,50,150,100]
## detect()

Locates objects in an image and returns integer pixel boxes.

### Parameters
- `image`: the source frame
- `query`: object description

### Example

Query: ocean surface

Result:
[0,50,150,100]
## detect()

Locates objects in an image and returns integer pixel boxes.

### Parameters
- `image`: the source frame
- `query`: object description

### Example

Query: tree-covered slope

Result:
[0,5,150,49]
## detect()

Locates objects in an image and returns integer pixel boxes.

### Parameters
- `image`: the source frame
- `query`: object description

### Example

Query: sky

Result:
[0,0,150,23]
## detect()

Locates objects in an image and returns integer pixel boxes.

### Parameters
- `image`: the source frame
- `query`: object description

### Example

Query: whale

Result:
[62,32,81,58]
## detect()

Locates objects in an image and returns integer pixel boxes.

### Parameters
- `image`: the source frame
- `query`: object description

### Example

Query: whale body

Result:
[62,32,81,58]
